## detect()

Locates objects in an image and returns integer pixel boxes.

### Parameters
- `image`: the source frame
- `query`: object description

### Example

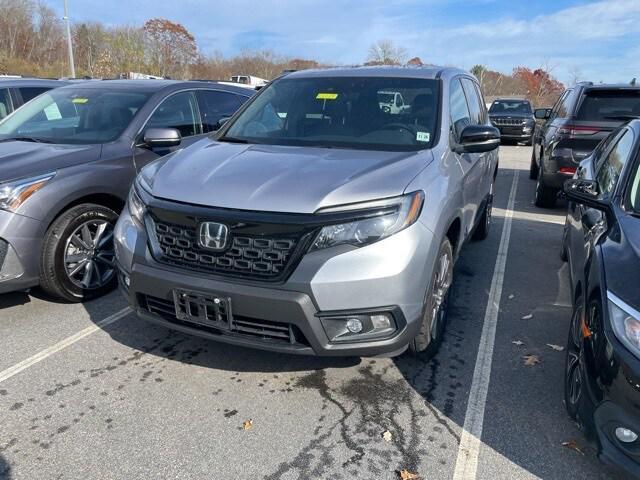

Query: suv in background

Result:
[530,82,640,207]
[488,98,535,145]
[0,78,68,120]
[0,80,252,301]
[115,66,500,358]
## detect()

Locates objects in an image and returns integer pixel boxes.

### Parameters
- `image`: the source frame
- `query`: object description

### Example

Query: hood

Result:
[0,142,102,181]
[603,214,640,312]
[151,140,432,213]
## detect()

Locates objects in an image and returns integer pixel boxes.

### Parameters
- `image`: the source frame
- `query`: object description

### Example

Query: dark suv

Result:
[0,78,68,120]
[531,82,640,207]
[0,80,252,301]
[488,98,535,145]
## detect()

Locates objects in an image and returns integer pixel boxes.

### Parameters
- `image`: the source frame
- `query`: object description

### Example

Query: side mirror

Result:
[563,178,614,217]
[534,108,551,120]
[213,117,231,131]
[142,128,181,148]
[455,125,500,153]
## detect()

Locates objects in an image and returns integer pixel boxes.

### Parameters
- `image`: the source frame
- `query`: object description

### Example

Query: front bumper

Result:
[114,207,437,356]
[0,209,44,293]
[491,124,533,141]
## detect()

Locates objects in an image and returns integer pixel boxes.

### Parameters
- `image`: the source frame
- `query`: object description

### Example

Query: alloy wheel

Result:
[429,250,453,340]
[63,220,115,290]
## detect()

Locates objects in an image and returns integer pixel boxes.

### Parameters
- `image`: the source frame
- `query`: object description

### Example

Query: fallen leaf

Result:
[242,419,253,430]
[512,340,524,346]
[523,355,540,366]
[562,440,585,455]
[522,314,534,320]
[382,430,393,442]
[547,343,564,351]
[398,469,419,480]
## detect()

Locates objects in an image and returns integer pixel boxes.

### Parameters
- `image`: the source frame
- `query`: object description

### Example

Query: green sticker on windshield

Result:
[316,93,338,100]
[72,98,88,104]
[416,132,430,142]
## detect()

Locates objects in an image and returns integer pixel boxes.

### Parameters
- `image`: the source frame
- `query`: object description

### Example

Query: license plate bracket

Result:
[173,289,232,329]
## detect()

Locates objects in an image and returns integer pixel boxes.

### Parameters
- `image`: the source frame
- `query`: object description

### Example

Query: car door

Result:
[197,89,247,133]
[567,128,635,285]
[450,77,484,235]
[0,87,12,120]
[133,90,205,171]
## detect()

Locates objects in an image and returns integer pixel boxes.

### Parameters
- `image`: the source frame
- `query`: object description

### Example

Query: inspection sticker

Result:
[416,131,430,142]
[316,92,338,100]
[72,98,89,104]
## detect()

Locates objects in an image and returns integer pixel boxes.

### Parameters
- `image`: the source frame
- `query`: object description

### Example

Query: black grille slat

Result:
[492,118,526,127]
[148,217,301,280]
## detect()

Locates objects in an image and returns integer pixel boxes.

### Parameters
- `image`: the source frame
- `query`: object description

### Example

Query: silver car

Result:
[115,66,500,357]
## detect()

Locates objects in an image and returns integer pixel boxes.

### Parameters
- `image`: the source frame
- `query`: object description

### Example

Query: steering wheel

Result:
[380,123,416,135]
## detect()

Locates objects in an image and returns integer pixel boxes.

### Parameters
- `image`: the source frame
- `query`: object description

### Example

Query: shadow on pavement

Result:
[0,454,11,480]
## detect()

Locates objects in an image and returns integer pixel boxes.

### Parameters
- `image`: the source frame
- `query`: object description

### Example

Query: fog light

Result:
[615,427,638,443]
[371,314,391,329]
[346,318,363,333]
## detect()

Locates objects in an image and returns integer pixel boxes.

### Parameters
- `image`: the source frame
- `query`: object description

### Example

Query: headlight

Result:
[0,172,55,212]
[127,185,146,226]
[310,191,424,251]
[608,291,640,359]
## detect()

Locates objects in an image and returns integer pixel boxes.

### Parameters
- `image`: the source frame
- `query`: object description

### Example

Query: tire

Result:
[560,217,569,262]
[524,137,533,146]
[408,238,453,359]
[40,203,118,302]
[529,149,539,180]
[473,178,494,241]
[534,168,557,208]
[564,297,584,421]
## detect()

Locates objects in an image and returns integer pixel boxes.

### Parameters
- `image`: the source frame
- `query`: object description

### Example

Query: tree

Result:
[513,66,564,107]
[366,39,407,65]
[143,18,197,78]
[407,57,423,66]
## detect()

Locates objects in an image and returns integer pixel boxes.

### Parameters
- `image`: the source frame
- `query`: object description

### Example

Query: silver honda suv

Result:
[115,66,500,357]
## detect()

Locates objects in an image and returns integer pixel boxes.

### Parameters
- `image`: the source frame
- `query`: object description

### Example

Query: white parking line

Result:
[453,171,519,480]
[0,306,131,384]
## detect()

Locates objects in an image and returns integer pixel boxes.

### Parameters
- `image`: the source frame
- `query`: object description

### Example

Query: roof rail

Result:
[631,78,637,86]
[577,81,594,86]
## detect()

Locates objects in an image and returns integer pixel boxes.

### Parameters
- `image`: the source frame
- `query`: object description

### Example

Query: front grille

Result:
[491,117,526,127]
[148,217,301,281]
[0,239,8,272]
[141,294,305,345]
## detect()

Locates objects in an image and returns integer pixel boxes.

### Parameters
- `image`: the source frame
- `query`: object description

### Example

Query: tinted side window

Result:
[147,91,202,138]
[19,87,50,104]
[473,82,488,123]
[558,90,574,118]
[198,90,244,133]
[551,91,568,118]
[461,78,482,125]
[450,79,471,136]
[597,129,635,195]
[0,88,11,119]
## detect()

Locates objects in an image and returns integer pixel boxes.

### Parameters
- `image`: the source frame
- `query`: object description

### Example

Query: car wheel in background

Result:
[40,203,118,302]
[529,149,539,180]
[473,179,494,241]
[534,166,557,208]
[408,238,453,359]
[560,217,570,262]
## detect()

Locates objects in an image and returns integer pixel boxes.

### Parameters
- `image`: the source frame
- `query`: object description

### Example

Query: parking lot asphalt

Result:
[0,145,626,480]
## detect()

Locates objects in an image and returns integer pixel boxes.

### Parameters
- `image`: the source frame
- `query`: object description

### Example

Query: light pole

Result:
[63,0,76,78]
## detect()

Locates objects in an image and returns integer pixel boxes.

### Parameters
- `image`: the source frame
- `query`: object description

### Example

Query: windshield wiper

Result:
[218,136,249,144]
[0,136,54,144]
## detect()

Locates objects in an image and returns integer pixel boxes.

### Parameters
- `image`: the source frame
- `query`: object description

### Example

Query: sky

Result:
[48,0,640,84]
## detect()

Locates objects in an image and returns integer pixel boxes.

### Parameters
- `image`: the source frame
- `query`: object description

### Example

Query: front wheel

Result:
[473,179,494,241]
[408,238,453,358]
[40,203,118,302]
[564,298,585,421]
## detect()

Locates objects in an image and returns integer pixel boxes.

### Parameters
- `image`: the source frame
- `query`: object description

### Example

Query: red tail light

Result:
[559,167,577,175]
[558,125,601,136]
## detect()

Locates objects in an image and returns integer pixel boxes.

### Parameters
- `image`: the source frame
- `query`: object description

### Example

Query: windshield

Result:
[489,100,532,114]
[577,90,640,121]
[223,76,439,151]
[0,88,151,144]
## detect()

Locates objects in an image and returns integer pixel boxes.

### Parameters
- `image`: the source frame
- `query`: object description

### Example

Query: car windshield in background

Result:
[489,100,532,114]
[577,90,640,121]
[223,76,440,151]
[0,88,151,145]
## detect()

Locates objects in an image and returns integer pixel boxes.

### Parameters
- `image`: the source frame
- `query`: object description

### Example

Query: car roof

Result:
[579,83,640,92]
[282,65,467,80]
[0,78,68,88]
[55,79,254,96]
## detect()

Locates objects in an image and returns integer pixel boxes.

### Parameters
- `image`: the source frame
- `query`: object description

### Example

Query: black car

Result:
[531,82,640,208]
[561,119,640,478]
[488,98,535,145]
[0,78,68,120]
